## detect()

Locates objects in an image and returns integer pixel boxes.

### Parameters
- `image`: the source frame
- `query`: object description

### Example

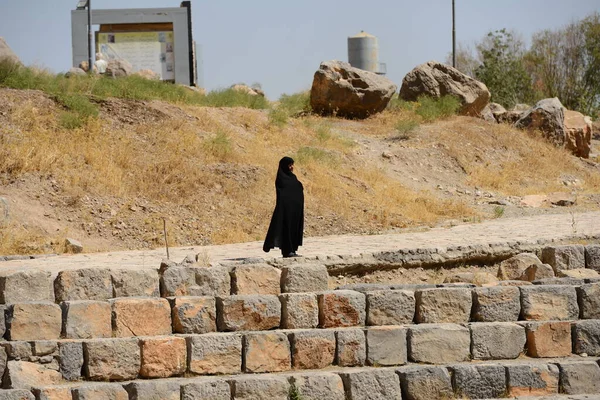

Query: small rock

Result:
[64,238,83,254]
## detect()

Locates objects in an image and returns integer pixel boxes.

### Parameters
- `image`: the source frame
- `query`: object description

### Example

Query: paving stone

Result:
[498,253,544,280]
[471,322,526,360]
[291,372,345,400]
[8,302,61,340]
[472,286,521,322]
[170,296,216,334]
[506,363,559,397]
[451,364,507,399]
[280,293,318,329]
[573,320,600,356]
[0,390,35,400]
[125,379,182,400]
[365,326,407,366]
[111,269,160,297]
[110,297,172,337]
[365,290,415,325]
[243,331,291,373]
[281,264,329,293]
[160,266,230,297]
[2,341,32,360]
[73,383,129,400]
[318,290,365,328]
[397,365,453,400]
[558,361,600,395]
[336,328,366,367]
[4,360,62,389]
[188,332,242,374]
[0,270,54,303]
[525,321,572,357]
[59,341,84,381]
[54,268,113,302]
[289,329,335,369]
[140,336,186,378]
[62,300,112,339]
[542,245,586,274]
[231,375,290,400]
[415,287,472,324]
[217,294,280,331]
[576,283,600,319]
[232,264,281,295]
[84,338,141,381]
[520,285,579,321]
[585,244,600,272]
[181,379,231,400]
[32,386,73,400]
[408,324,470,364]
[338,368,402,400]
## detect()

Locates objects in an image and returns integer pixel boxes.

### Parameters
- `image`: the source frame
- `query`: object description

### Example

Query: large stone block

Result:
[318,290,365,328]
[291,372,345,400]
[54,268,113,302]
[0,346,7,378]
[181,379,231,400]
[525,321,572,357]
[125,380,182,400]
[231,375,290,400]
[171,296,216,334]
[0,270,54,303]
[451,364,507,399]
[73,384,129,400]
[289,329,335,369]
[520,285,578,321]
[4,361,62,389]
[497,253,544,280]
[160,266,230,297]
[2,341,32,360]
[111,269,160,297]
[188,333,242,374]
[336,328,366,367]
[0,390,35,400]
[415,287,472,324]
[573,320,600,356]
[398,366,453,400]
[408,324,470,364]
[366,326,407,366]
[84,338,141,381]
[217,295,280,331]
[280,293,318,329]
[32,386,72,400]
[506,363,559,397]
[59,341,84,381]
[62,301,112,339]
[8,302,61,340]
[281,264,329,293]
[577,283,600,319]
[471,322,525,360]
[338,368,402,400]
[140,336,186,378]
[558,361,600,395]
[232,264,281,295]
[542,245,586,274]
[472,286,520,322]
[110,297,172,337]
[585,245,600,272]
[366,290,415,326]
[243,331,291,373]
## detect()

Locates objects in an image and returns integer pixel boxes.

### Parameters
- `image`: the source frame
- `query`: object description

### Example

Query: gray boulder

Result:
[65,68,86,78]
[516,98,566,146]
[105,59,133,78]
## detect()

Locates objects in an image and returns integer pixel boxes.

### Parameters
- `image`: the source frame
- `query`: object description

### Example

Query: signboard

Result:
[97,31,174,80]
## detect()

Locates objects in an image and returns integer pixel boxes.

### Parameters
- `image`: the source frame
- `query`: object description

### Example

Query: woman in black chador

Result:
[263,156,304,257]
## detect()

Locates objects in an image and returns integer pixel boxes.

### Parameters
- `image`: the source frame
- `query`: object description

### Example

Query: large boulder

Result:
[515,98,565,146]
[105,59,133,78]
[564,110,592,158]
[0,37,21,65]
[399,61,490,116]
[593,119,600,140]
[497,103,530,124]
[310,60,397,119]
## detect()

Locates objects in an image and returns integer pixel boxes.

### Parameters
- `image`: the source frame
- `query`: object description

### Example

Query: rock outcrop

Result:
[564,110,592,158]
[515,98,566,146]
[0,37,21,65]
[231,84,265,97]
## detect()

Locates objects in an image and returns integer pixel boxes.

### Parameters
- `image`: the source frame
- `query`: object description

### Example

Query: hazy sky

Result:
[0,0,598,99]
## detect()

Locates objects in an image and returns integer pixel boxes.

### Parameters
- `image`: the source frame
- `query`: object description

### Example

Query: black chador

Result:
[263,157,304,257]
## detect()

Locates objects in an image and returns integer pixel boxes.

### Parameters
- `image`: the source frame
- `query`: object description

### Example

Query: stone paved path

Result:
[1,211,599,275]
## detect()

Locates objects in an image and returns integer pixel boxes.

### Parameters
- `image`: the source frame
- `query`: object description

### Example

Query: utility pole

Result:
[88,0,92,73]
[452,0,456,68]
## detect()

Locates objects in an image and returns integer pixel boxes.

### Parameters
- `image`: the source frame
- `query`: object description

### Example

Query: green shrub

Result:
[204,88,269,109]
[315,124,332,142]
[394,119,419,140]
[295,146,335,164]
[203,130,233,159]
[58,111,86,129]
[416,95,461,122]
[388,96,417,111]
[268,107,289,128]
[278,91,311,115]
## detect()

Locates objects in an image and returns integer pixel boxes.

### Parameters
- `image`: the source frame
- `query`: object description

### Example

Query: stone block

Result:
[0,304,5,338]
[408,324,470,364]
[125,379,182,400]
[54,268,113,302]
[140,336,186,378]
[2,341,32,360]
[4,361,62,389]
[59,341,84,381]
[217,295,280,331]
[414,287,472,324]
[281,264,329,293]
[497,253,544,280]
[526,321,572,357]
[573,320,600,356]
[32,387,73,400]
[521,263,555,281]
[84,338,141,381]
[585,244,600,272]
[160,266,230,297]
[33,341,58,356]
[520,285,578,321]
[0,390,35,400]
[335,328,366,367]
[0,346,7,378]
[506,363,559,397]
[451,364,507,399]
[110,297,172,337]
[542,245,586,273]
[366,290,415,326]
[338,368,402,400]
[243,331,291,373]
[558,361,600,395]
[181,379,231,400]
[471,322,526,360]
[289,329,335,369]
[62,301,112,339]
[318,290,365,328]
[188,332,242,374]
[73,384,129,400]
[365,326,407,366]
[8,302,61,340]
[231,375,290,400]
[291,372,345,400]
[398,366,453,400]
[472,286,520,322]
[280,293,318,329]
[232,264,281,295]
[577,283,600,319]
[0,270,54,303]
[171,296,216,334]
[533,277,585,285]
[561,268,600,279]
[111,269,160,297]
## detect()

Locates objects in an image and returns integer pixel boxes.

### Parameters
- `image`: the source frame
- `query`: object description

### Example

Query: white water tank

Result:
[348,31,385,74]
